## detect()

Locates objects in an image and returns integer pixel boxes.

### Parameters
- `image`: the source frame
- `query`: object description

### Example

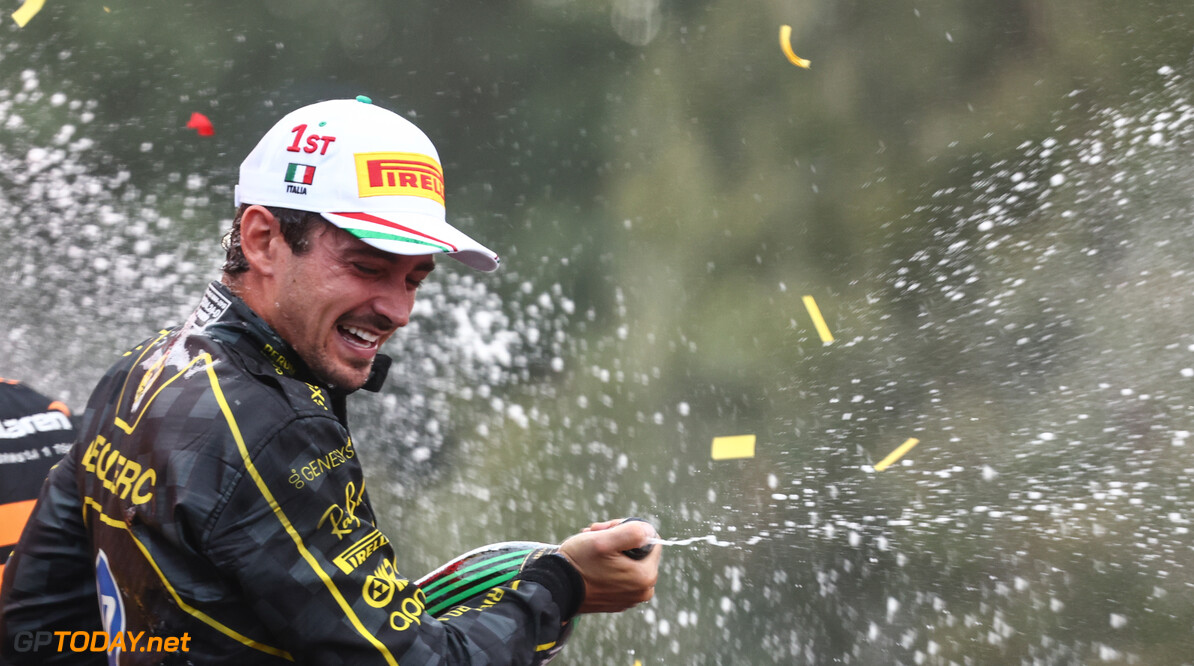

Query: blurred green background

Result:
[3,1,1194,663]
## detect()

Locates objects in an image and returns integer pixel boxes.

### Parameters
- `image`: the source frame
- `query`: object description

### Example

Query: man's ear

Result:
[238,205,284,277]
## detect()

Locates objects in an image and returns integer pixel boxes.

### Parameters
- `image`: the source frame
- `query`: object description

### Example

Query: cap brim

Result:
[321,211,499,272]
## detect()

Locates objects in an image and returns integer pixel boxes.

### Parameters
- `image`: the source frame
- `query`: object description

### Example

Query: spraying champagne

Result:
[415,519,657,665]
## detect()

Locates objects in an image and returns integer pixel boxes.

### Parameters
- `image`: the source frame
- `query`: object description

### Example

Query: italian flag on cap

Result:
[285,163,315,185]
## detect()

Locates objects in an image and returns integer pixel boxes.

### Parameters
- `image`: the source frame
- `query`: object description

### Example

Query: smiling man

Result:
[224,207,437,391]
[0,97,659,665]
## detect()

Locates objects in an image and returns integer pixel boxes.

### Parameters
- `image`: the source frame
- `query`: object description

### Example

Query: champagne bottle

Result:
[415,520,654,665]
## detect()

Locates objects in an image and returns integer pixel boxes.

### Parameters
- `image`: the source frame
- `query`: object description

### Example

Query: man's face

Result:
[266,222,435,390]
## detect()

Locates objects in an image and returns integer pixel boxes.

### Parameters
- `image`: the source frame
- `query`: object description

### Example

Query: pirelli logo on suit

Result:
[333,529,390,574]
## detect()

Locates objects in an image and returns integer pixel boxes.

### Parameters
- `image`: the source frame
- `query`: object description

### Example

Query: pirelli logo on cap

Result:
[355,152,445,205]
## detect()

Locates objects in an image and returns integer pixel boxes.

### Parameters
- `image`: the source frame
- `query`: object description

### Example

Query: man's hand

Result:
[558,518,661,614]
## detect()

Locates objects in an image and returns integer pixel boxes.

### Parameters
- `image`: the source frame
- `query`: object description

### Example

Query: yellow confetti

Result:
[802,295,833,343]
[874,438,920,472]
[11,0,45,27]
[779,25,811,69]
[711,435,756,460]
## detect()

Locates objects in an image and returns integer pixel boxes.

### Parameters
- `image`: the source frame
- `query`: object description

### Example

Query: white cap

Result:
[235,96,499,272]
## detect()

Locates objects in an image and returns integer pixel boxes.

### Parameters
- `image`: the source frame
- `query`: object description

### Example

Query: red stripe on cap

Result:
[331,212,459,252]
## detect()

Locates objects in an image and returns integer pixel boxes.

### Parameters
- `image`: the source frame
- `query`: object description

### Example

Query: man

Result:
[0,97,659,664]
[0,379,76,596]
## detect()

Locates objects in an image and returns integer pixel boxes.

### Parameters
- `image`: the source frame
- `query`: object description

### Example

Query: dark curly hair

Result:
[221,205,326,275]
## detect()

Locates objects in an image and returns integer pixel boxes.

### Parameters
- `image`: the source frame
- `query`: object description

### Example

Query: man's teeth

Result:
[342,325,379,343]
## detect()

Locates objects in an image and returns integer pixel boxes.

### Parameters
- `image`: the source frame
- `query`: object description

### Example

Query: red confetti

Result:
[186,112,215,136]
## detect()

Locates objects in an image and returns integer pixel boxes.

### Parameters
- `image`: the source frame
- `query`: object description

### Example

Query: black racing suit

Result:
[0,281,582,665]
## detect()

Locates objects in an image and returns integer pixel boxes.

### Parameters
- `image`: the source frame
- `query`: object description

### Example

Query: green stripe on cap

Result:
[346,228,452,253]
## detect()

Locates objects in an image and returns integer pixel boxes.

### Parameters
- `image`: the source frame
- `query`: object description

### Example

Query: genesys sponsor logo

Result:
[289,440,356,490]
[10,631,191,654]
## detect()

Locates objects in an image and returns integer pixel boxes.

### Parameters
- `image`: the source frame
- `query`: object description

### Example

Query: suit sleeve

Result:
[203,416,578,666]
[0,454,105,665]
